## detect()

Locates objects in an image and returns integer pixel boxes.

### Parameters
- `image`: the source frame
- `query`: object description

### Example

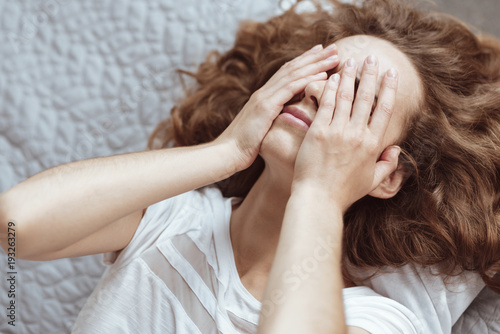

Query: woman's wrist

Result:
[212,136,255,175]
[288,181,345,233]
[291,179,348,215]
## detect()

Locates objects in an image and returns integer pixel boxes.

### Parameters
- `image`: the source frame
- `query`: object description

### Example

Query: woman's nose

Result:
[303,80,327,109]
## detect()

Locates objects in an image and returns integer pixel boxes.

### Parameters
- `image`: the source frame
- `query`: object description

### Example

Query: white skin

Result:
[0,34,422,333]
[230,35,423,302]
[222,32,421,322]
[240,37,422,333]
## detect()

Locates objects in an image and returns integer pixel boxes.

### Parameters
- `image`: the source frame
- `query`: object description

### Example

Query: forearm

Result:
[258,184,346,334]
[0,140,238,257]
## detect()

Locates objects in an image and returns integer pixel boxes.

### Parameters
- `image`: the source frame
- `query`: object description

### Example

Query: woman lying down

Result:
[1,0,499,333]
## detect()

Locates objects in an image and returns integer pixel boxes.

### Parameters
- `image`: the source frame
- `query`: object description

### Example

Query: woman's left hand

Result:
[292,56,401,213]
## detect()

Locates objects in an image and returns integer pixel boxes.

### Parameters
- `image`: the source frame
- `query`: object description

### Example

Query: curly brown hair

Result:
[148,0,500,293]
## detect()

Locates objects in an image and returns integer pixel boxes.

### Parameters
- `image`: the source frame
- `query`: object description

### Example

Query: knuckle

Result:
[285,81,298,93]
[365,140,378,153]
[320,99,335,109]
[384,78,398,90]
[326,78,339,90]
[346,128,364,141]
[338,90,354,103]
[252,89,262,98]
[251,90,264,103]
[362,66,378,76]
[379,102,394,115]
[356,89,373,103]
[311,128,328,141]
[250,92,268,109]
[255,99,267,111]
[352,131,364,143]
[351,136,364,148]
[281,60,295,70]
[342,68,357,78]
[330,129,343,141]
[281,61,293,71]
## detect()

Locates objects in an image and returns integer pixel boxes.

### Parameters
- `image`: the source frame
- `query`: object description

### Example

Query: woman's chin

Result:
[260,122,304,170]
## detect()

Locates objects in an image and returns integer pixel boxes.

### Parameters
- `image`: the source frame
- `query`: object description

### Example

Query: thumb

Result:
[371,145,401,190]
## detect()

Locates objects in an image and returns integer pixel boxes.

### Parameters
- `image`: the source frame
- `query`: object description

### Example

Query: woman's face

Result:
[260,34,423,175]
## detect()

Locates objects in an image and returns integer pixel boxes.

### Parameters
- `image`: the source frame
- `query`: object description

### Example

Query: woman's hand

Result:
[216,44,341,171]
[292,55,401,213]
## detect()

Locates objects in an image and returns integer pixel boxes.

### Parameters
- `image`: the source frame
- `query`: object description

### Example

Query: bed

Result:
[0,0,498,333]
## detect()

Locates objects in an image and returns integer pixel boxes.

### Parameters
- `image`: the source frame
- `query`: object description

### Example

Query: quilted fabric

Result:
[0,0,498,333]
[0,1,281,333]
[453,287,500,334]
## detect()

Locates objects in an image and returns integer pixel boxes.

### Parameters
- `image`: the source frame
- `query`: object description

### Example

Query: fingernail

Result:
[326,43,337,51]
[387,68,398,78]
[366,55,377,65]
[313,72,327,79]
[331,73,340,83]
[311,44,323,51]
[325,55,339,63]
[393,146,401,157]
[346,58,356,68]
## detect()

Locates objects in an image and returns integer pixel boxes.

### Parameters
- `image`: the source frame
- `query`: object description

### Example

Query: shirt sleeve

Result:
[350,264,485,334]
[343,286,423,334]
[101,191,187,268]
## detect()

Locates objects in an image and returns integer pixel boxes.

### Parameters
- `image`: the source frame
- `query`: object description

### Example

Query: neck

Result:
[230,165,292,279]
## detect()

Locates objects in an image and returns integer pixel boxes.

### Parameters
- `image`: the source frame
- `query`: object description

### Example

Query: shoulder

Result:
[351,263,485,333]
[103,187,228,267]
[143,186,225,220]
[352,263,484,299]
[342,286,423,334]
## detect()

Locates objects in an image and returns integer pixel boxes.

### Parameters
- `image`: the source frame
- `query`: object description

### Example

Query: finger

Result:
[296,43,338,65]
[369,68,399,137]
[370,145,401,191]
[267,44,338,93]
[269,72,327,106]
[332,58,358,127]
[289,53,340,81]
[351,55,379,126]
[279,43,339,78]
[313,73,340,125]
[293,44,324,58]
[310,44,324,52]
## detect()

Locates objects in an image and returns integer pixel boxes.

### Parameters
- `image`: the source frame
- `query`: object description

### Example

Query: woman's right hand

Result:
[216,43,341,171]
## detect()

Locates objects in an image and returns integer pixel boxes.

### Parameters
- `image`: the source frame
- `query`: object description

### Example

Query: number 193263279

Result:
[6,221,17,327]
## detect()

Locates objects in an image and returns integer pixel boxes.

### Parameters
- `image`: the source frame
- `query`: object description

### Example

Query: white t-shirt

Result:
[72,187,485,334]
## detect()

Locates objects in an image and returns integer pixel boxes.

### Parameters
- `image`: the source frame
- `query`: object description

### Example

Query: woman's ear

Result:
[369,163,408,199]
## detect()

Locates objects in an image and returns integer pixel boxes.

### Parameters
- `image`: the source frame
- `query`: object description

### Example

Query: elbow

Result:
[0,221,14,258]
[0,194,11,256]
[0,192,27,260]
[0,191,58,261]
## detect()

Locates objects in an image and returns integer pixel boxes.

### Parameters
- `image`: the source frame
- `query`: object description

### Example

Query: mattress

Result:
[0,0,498,333]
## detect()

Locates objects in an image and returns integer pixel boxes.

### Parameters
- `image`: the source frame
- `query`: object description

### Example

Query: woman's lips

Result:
[280,106,313,128]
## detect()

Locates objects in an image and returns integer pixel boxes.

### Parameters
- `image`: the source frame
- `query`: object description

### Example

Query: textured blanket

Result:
[0,1,498,333]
